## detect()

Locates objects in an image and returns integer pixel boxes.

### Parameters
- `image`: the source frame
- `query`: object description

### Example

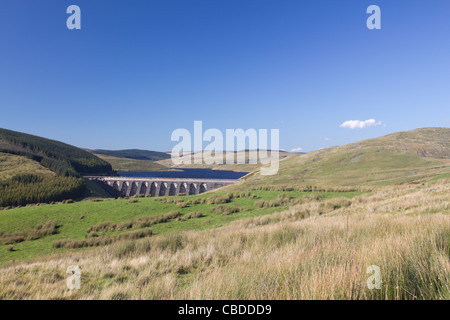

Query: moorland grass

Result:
[0,189,362,264]
[0,180,448,299]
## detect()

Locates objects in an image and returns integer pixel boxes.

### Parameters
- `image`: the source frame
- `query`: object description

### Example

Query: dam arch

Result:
[159,182,168,196]
[130,182,139,196]
[120,182,129,195]
[139,182,148,195]
[189,183,197,195]
[150,182,158,197]
[179,182,187,195]
[87,177,238,198]
[169,183,177,196]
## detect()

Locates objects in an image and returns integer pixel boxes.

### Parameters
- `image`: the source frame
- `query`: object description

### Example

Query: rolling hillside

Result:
[92,154,175,172]
[91,149,171,161]
[0,129,113,207]
[0,127,449,299]
[0,153,55,181]
[0,128,112,176]
[233,127,450,189]
[156,150,294,172]
[87,149,174,172]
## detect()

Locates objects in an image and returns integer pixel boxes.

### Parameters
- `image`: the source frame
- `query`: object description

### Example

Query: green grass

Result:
[0,190,362,264]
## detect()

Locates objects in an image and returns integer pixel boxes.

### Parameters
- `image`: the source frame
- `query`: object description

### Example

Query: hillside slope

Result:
[0,129,113,207]
[0,128,112,176]
[1,179,448,299]
[91,149,170,162]
[0,153,55,181]
[156,150,293,172]
[235,127,450,188]
[93,154,176,172]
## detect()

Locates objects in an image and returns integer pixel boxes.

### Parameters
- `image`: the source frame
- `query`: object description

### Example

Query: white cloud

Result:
[290,147,304,153]
[339,119,383,129]
[324,137,331,141]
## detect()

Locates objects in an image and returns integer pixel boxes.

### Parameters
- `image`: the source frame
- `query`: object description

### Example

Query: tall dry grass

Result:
[0,180,449,300]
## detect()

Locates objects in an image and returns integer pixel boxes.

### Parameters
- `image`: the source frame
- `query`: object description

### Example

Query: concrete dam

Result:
[86,176,238,197]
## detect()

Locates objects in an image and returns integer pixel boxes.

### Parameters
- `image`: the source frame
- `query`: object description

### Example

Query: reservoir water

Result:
[117,168,248,180]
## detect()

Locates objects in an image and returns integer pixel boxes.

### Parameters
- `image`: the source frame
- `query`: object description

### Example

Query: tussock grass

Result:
[86,211,180,233]
[251,185,365,193]
[0,180,448,299]
[53,229,153,249]
[210,205,243,215]
[0,221,59,245]
[179,211,204,221]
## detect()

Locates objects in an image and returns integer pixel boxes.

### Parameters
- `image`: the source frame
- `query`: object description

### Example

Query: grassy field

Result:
[0,189,361,264]
[0,180,448,299]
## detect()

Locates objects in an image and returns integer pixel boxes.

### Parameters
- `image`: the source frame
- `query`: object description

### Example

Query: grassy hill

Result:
[0,129,113,207]
[88,149,176,172]
[91,149,171,162]
[0,128,112,176]
[0,153,55,181]
[234,127,450,189]
[93,154,177,172]
[156,150,293,172]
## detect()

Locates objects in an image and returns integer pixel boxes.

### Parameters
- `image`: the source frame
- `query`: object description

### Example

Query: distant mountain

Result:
[239,127,450,187]
[90,149,171,162]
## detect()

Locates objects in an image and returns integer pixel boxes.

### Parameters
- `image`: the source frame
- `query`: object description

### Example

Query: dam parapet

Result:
[85,176,238,197]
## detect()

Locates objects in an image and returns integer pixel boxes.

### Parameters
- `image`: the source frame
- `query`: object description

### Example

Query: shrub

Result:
[0,221,60,245]
[53,229,153,249]
[325,198,352,210]
[179,211,204,221]
[211,206,241,215]
[254,194,295,208]
[87,211,181,234]
[207,194,232,205]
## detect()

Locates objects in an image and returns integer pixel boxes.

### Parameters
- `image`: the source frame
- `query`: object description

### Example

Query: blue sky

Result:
[0,0,449,152]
